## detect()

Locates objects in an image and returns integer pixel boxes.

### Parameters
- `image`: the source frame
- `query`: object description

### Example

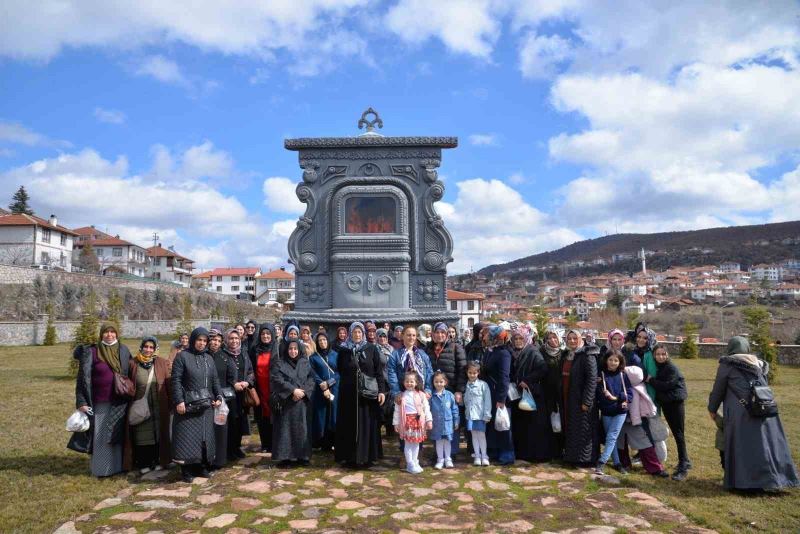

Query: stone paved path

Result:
[54,440,718,534]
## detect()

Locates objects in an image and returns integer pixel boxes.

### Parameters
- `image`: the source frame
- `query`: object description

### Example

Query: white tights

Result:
[404,441,420,466]
[435,438,452,461]
[471,430,487,459]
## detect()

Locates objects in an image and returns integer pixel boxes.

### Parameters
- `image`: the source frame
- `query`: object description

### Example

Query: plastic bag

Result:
[66,409,91,432]
[494,406,511,431]
[518,389,537,412]
[506,383,521,402]
[214,399,229,426]
[550,411,562,433]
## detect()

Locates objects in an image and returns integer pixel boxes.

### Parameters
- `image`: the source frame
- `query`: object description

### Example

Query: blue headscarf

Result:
[284,325,300,343]
[342,322,367,351]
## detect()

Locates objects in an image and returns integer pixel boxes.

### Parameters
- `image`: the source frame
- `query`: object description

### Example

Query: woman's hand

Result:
[176,402,186,415]
[496,402,505,410]
[78,405,91,413]
[426,421,433,430]
[581,404,590,412]
[518,381,528,390]
[621,401,628,409]
[378,393,386,406]
[394,425,400,433]
[708,411,717,421]
[395,395,402,405]
[320,382,328,391]
[292,389,305,401]
[212,400,221,407]
[454,392,463,404]
[234,383,245,392]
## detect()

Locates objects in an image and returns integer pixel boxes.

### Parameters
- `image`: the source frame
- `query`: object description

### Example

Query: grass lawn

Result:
[0,343,798,533]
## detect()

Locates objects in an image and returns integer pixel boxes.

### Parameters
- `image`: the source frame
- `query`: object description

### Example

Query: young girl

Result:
[463,361,492,466]
[618,365,670,478]
[430,371,459,469]
[595,350,633,474]
[393,371,432,474]
[647,343,690,480]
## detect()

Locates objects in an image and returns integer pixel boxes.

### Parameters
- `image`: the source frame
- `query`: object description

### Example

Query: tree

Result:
[607,290,624,313]
[32,275,46,313]
[8,186,34,215]
[43,303,57,346]
[565,309,579,328]
[107,289,124,335]
[529,305,550,339]
[626,311,640,330]
[176,294,193,336]
[78,243,101,273]
[679,321,699,359]
[61,283,77,319]
[742,305,778,381]
[71,291,99,375]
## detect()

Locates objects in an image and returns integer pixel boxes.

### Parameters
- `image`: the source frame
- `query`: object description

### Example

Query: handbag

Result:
[128,366,154,426]
[221,387,236,401]
[518,388,537,412]
[184,388,212,413]
[354,350,378,400]
[66,409,92,432]
[243,386,260,408]
[113,372,135,399]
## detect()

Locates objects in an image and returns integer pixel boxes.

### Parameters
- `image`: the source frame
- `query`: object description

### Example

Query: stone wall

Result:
[659,341,800,366]
[0,316,215,346]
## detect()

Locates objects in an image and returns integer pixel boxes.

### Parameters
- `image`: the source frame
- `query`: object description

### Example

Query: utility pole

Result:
[152,232,159,248]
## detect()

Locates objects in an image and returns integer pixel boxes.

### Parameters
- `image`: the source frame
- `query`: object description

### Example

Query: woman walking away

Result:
[335,322,387,467]
[309,332,339,450]
[646,344,691,480]
[171,327,223,482]
[708,336,799,491]
[224,328,255,460]
[270,340,315,466]
[208,329,235,469]
[430,371,459,469]
[464,361,492,466]
[249,324,277,453]
[70,323,132,477]
[595,350,633,475]
[393,371,432,474]
[561,329,600,466]
[127,336,172,473]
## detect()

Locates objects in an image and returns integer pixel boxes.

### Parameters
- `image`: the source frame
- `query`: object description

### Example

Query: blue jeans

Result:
[600,414,627,465]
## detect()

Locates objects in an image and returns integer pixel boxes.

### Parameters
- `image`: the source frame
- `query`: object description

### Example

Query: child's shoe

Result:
[612,464,628,475]
[434,459,444,470]
[481,457,490,466]
[653,470,670,478]
[411,463,424,474]
[444,458,454,468]
[593,462,604,475]
[473,457,482,466]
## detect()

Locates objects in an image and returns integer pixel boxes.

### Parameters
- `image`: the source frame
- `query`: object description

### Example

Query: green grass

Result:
[0,345,798,533]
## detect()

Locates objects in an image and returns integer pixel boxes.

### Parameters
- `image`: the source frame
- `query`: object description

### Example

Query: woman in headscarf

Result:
[417,323,432,348]
[167,332,189,372]
[126,336,172,474]
[624,322,651,369]
[309,332,339,450]
[388,326,434,399]
[561,328,600,465]
[224,328,255,461]
[375,328,396,437]
[270,340,315,466]
[281,324,301,359]
[171,327,223,483]
[389,325,404,350]
[708,336,799,491]
[465,322,489,368]
[332,326,349,352]
[631,324,658,404]
[335,322,387,467]
[242,320,258,356]
[540,329,564,458]
[300,325,317,356]
[509,325,554,462]
[70,323,132,477]
[208,329,236,469]
[481,325,514,465]
[249,323,278,453]
[427,322,467,456]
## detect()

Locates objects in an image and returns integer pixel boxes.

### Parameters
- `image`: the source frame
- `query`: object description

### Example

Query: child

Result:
[618,365,670,478]
[430,371,459,469]
[713,411,725,469]
[596,350,633,475]
[646,343,691,481]
[463,361,492,466]
[393,371,432,474]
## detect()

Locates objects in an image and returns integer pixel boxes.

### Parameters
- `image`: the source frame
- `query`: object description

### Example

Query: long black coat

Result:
[334,343,387,465]
[270,354,315,462]
[171,347,222,464]
[510,344,556,461]
[708,355,799,490]
[227,348,255,434]
[561,345,599,464]
[426,340,467,393]
[210,347,236,466]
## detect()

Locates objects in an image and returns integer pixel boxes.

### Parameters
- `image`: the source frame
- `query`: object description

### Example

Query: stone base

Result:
[282,308,459,326]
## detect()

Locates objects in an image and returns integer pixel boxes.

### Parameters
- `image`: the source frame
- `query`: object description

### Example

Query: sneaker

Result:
[473,458,482,466]
[481,457,490,466]
[406,463,416,474]
[594,463,604,475]
[444,458,454,468]
[434,460,444,470]
[612,464,628,475]
[409,464,424,474]
[654,470,670,478]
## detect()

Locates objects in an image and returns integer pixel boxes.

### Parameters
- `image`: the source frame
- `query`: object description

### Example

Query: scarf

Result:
[565,328,584,361]
[284,325,300,343]
[542,330,562,358]
[342,322,367,351]
[401,346,424,379]
[252,324,276,356]
[97,339,121,373]
[315,333,331,357]
[134,350,155,368]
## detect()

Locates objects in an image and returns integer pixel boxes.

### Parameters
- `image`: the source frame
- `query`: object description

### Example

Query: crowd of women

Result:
[70,318,799,491]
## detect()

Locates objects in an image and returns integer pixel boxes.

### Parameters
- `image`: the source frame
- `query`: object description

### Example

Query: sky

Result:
[1,1,799,274]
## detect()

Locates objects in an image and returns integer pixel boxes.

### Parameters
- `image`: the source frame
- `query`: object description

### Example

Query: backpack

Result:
[738,368,778,418]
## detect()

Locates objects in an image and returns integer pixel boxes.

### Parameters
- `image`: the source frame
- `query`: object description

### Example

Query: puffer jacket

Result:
[426,340,467,393]
[596,368,633,416]
[650,359,688,403]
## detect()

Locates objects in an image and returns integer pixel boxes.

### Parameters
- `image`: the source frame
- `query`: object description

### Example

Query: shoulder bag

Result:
[128,366,155,425]
[113,372,135,399]
[355,350,379,400]
[243,386,260,408]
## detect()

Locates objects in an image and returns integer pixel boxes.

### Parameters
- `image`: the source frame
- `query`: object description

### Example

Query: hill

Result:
[478,220,800,276]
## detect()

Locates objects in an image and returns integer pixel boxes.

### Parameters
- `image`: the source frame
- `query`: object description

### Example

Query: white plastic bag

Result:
[550,411,562,433]
[494,406,511,431]
[518,389,537,412]
[506,383,521,402]
[66,409,91,432]
[214,399,229,426]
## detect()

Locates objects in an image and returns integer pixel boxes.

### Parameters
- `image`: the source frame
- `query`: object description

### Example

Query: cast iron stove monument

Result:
[282,108,459,326]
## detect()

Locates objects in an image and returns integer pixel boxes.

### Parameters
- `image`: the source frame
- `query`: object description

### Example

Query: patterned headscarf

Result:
[487,325,509,347]
[418,323,432,344]
[342,322,367,351]
[634,323,657,351]
[606,328,625,349]
[565,328,584,360]
[509,322,533,346]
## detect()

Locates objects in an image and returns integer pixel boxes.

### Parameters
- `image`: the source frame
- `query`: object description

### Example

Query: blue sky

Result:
[1,1,799,273]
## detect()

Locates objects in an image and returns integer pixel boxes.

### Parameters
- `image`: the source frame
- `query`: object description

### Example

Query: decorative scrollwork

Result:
[358,162,380,176]
[391,164,418,183]
[420,159,441,183]
[299,252,318,271]
[377,274,394,292]
[301,280,326,302]
[367,273,374,294]
[357,107,384,133]
[321,165,348,184]
[345,274,363,292]
[301,161,320,183]
[423,251,445,271]
[297,185,312,202]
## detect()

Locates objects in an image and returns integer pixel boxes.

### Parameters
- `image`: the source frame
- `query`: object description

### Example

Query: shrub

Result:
[742,305,778,381]
[43,303,56,346]
[680,321,699,359]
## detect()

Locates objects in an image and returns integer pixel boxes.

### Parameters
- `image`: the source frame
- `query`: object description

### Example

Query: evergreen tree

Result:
[71,291,99,375]
[679,321,699,359]
[742,305,778,381]
[32,275,46,313]
[8,186,34,215]
[176,294,193,336]
[626,311,640,330]
[226,299,246,328]
[78,242,101,273]
[61,283,77,319]
[43,303,57,346]
[607,290,624,313]
[107,289,124,335]
[529,305,550,339]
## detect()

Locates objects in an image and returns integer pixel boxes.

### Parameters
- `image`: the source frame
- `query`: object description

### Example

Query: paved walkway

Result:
[54,441,718,534]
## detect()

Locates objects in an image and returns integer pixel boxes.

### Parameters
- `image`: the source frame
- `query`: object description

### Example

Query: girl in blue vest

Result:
[430,371,459,469]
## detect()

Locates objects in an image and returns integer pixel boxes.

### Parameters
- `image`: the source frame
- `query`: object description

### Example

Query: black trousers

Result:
[227,414,243,458]
[133,443,158,469]
[661,401,689,466]
[254,410,272,452]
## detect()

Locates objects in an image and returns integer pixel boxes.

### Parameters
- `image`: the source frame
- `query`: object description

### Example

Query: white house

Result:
[0,213,76,270]
[72,226,148,276]
[146,244,194,286]
[194,267,260,297]
[768,283,800,298]
[622,295,661,315]
[255,267,295,306]
[446,289,484,331]
[749,263,784,282]
[717,261,741,273]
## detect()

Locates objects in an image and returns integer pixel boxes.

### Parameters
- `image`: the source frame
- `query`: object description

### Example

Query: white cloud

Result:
[0,120,70,148]
[93,107,126,124]
[519,32,574,79]
[148,141,235,183]
[507,172,527,185]
[134,55,190,86]
[262,177,304,214]
[468,133,498,147]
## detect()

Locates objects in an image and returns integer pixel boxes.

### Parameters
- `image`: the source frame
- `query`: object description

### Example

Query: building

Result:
[573,292,607,320]
[145,244,194,286]
[446,289,484,331]
[255,267,295,306]
[72,226,148,276]
[193,267,260,297]
[0,213,76,270]
[749,263,784,282]
[717,261,741,273]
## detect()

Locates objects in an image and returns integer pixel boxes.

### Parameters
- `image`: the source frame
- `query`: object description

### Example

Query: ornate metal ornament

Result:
[357,107,384,133]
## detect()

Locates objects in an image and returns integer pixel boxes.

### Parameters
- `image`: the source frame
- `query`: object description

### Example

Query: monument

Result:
[282,108,459,327]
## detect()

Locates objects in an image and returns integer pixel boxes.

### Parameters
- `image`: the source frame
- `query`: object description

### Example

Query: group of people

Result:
[70,318,798,492]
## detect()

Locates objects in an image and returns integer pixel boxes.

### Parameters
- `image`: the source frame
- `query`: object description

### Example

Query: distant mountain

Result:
[478,220,800,276]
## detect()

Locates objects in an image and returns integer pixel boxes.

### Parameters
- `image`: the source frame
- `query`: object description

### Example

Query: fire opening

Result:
[345,196,396,234]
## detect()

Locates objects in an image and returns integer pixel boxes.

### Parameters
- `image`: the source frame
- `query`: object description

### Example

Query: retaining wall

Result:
[658,341,800,366]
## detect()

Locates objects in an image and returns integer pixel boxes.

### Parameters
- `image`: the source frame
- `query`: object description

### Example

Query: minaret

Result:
[641,247,647,275]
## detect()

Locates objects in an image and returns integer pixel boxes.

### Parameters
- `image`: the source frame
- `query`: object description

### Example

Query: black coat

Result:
[270,354,315,462]
[561,345,600,464]
[650,359,688,404]
[334,343,387,465]
[426,340,467,393]
[510,344,557,461]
